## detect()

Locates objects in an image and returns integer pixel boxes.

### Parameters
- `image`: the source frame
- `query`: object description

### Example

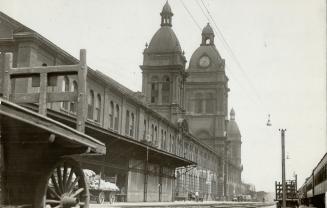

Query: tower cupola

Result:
[201,23,215,46]
[160,1,173,27]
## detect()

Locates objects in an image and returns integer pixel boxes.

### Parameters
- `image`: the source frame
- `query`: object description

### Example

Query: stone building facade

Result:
[141,2,244,200]
[0,1,244,202]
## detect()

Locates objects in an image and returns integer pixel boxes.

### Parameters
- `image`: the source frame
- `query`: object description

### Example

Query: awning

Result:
[38,106,196,168]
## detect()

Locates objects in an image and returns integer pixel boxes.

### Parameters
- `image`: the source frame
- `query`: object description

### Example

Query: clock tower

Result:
[185,23,229,196]
[185,23,229,150]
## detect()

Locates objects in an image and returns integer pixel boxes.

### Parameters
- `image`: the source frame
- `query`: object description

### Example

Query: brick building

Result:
[0,1,244,202]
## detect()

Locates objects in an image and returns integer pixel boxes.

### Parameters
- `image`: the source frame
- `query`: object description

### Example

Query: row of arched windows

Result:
[143,122,178,153]
[59,78,216,162]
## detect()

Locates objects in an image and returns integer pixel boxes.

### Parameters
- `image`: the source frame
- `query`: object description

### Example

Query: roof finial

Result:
[160,1,173,27]
[201,23,215,46]
[230,108,235,120]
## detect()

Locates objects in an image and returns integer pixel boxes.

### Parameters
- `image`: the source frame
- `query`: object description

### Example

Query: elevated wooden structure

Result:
[0,50,106,208]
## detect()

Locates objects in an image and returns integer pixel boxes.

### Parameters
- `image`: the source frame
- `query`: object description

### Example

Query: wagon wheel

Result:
[97,191,105,204]
[35,158,89,208]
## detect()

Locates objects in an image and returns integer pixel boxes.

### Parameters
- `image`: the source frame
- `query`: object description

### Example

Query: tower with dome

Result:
[140,1,187,124]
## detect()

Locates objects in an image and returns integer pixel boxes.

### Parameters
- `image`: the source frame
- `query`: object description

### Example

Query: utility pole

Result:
[280,129,287,208]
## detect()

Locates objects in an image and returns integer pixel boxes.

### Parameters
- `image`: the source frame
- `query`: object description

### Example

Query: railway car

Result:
[298,152,327,208]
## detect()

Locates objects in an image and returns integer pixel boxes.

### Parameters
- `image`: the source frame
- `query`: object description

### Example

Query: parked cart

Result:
[84,170,119,204]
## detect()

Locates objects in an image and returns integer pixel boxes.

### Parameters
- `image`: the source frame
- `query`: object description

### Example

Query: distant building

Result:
[0,1,244,202]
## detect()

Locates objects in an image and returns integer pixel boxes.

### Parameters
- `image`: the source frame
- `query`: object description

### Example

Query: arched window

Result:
[164,131,167,150]
[154,126,158,145]
[161,129,164,149]
[95,94,101,122]
[205,92,214,113]
[150,76,159,104]
[172,136,176,153]
[70,81,78,113]
[151,124,154,142]
[62,76,70,110]
[143,119,147,140]
[114,104,119,131]
[87,90,94,119]
[109,101,114,129]
[130,113,135,137]
[195,148,198,163]
[125,110,130,135]
[217,88,224,112]
[194,92,203,113]
[169,134,172,152]
[162,75,170,104]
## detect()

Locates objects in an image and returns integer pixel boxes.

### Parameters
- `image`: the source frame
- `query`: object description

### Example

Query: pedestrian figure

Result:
[195,191,199,202]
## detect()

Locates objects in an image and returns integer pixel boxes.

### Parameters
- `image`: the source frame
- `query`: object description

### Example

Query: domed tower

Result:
[227,109,242,167]
[185,23,229,153]
[140,1,187,123]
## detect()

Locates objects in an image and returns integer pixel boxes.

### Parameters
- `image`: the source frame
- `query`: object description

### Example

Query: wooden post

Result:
[77,49,87,133]
[39,72,48,115]
[0,121,5,205]
[3,53,12,100]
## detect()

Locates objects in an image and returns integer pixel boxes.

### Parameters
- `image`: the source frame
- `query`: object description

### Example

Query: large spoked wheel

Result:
[35,158,89,208]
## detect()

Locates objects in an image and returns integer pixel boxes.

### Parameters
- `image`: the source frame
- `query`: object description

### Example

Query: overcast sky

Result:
[1,0,326,192]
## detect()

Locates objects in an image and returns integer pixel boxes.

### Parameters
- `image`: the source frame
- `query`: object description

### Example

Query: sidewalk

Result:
[90,201,275,208]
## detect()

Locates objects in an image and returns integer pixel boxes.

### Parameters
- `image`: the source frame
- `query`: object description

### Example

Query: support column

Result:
[144,148,149,202]
[159,166,163,202]
[0,121,5,205]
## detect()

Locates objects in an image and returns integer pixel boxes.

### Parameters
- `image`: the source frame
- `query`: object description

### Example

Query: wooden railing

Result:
[3,49,88,133]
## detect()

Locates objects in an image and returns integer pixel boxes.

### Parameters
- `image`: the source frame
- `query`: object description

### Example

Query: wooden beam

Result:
[12,92,78,103]
[76,49,87,133]
[9,65,79,77]
[12,93,39,103]
[3,53,12,100]
[48,92,78,102]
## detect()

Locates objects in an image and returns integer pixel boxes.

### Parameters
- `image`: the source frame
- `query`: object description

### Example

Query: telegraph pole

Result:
[280,129,287,208]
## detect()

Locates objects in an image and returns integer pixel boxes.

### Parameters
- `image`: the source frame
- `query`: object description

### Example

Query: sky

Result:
[1,0,326,193]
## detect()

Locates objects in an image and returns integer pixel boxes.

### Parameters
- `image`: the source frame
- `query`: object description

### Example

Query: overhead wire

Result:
[199,0,265,107]
[193,0,259,104]
[180,0,262,107]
